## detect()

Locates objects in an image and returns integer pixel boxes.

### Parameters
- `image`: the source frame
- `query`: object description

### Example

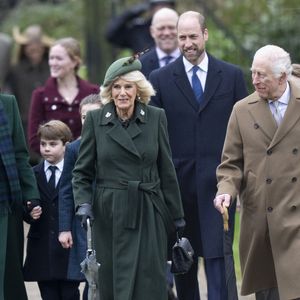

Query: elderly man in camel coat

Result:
[214,45,300,300]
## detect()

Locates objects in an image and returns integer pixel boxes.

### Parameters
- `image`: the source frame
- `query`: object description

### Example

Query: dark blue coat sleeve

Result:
[59,141,79,232]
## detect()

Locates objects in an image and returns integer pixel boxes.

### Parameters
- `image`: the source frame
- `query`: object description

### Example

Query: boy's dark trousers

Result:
[38,280,80,300]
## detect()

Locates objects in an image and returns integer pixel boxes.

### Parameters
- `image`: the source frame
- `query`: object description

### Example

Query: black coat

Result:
[23,161,70,281]
[140,48,160,79]
[149,54,248,257]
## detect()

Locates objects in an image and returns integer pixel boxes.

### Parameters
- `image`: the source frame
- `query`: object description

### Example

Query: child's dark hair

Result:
[37,120,72,144]
[79,93,102,113]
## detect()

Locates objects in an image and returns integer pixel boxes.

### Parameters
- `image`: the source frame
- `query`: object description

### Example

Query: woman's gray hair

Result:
[253,45,292,79]
[100,70,156,105]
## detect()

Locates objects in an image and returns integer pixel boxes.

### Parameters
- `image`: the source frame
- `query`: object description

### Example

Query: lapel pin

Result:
[105,112,111,118]
[140,109,145,116]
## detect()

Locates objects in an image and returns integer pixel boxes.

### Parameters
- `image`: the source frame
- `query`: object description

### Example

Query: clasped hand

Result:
[213,194,231,214]
[76,203,94,230]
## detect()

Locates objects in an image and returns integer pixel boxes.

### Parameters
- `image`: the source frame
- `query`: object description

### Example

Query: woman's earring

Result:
[137,95,141,101]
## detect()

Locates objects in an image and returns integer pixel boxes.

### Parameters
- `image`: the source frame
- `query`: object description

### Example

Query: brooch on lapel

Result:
[140,109,145,116]
[105,112,112,118]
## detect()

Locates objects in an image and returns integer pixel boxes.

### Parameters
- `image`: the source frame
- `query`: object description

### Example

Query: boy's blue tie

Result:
[192,65,203,104]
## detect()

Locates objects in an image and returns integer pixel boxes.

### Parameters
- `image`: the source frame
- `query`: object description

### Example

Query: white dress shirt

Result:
[156,47,181,67]
[268,82,290,119]
[44,159,64,187]
[183,52,208,91]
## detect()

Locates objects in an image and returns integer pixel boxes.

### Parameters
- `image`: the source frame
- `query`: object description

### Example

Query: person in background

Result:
[58,94,102,300]
[73,56,184,300]
[23,120,83,300]
[140,7,180,79]
[0,93,40,300]
[0,32,12,87]
[5,25,53,137]
[105,0,176,53]
[149,10,248,300]
[27,37,100,160]
[214,45,300,300]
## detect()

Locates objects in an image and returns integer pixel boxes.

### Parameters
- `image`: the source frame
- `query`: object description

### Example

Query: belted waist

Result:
[96,178,174,233]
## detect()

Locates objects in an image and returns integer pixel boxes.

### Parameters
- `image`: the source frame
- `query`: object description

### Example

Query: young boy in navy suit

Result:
[58,94,102,300]
[23,120,81,300]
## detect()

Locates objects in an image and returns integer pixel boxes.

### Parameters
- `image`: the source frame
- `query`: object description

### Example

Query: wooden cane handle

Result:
[222,204,229,232]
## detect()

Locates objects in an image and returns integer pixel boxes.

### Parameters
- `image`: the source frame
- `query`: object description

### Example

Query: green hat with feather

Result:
[102,56,142,87]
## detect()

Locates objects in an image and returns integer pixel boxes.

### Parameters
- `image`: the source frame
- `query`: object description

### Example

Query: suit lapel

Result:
[36,162,59,201]
[269,84,300,148]
[248,93,277,141]
[101,103,142,158]
[200,55,222,112]
[173,58,199,111]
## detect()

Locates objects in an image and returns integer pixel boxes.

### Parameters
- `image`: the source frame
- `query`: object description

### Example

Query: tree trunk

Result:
[84,0,113,85]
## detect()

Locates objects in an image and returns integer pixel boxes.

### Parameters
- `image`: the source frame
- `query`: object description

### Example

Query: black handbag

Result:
[170,233,194,275]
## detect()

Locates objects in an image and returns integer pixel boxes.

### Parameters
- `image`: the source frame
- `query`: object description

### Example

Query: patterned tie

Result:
[192,65,204,104]
[48,165,57,192]
[163,55,172,66]
[271,101,282,126]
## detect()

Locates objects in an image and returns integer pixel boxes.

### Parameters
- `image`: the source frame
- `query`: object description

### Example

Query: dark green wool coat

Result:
[73,101,184,300]
[0,94,40,300]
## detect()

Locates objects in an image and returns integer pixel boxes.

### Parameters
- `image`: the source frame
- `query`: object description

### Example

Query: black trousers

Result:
[38,280,80,300]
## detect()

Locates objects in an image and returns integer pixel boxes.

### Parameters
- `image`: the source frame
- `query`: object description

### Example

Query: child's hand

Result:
[27,202,42,220]
[59,231,73,249]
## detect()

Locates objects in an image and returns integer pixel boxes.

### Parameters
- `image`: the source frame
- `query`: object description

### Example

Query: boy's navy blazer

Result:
[23,161,69,280]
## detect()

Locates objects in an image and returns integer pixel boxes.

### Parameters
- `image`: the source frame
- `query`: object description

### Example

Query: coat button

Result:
[267,207,273,212]
[266,178,272,184]
[254,123,259,129]
[267,149,272,155]
[292,148,298,154]
[291,177,297,182]
[291,205,297,211]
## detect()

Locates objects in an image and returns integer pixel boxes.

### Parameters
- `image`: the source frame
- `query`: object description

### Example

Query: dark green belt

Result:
[96,178,175,234]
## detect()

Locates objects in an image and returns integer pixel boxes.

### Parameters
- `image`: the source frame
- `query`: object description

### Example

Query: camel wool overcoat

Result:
[73,101,184,300]
[217,79,300,300]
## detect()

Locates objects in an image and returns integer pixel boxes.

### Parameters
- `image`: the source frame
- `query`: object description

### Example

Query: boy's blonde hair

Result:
[37,120,72,144]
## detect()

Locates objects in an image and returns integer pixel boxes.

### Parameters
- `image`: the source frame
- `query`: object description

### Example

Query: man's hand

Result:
[59,231,73,249]
[213,194,231,214]
[76,203,94,230]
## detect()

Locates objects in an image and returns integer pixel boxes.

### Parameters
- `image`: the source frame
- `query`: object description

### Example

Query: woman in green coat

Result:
[73,56,184,300]
[0,93,40,300]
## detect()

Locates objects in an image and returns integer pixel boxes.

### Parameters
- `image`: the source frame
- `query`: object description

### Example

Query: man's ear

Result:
[279,72,287,84]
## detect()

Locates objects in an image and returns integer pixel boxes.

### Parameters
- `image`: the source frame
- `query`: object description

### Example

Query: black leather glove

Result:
[25,199,40,213]
[174,218,186,239]
[76,203,94,230]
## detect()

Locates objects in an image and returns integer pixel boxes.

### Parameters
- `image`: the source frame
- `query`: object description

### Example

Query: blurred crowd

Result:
[1,1,300,300]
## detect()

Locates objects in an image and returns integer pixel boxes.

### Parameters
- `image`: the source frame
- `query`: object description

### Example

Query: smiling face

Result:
[150,8,178,54]
[40,139,66,165]
[49,44,77,79]
[251,57,286,100]
[111,78,137,118]
[177,14,208,65]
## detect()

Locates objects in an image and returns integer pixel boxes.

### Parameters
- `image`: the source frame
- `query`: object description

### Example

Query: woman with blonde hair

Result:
[28,37,99,158]
[73,56,185,300]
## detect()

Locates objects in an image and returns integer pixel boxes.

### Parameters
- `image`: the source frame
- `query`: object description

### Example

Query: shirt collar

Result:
[156,47,181,61]
[268,82,290,105]
[183,52,209,73]
[44,159,64,173]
